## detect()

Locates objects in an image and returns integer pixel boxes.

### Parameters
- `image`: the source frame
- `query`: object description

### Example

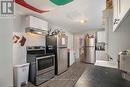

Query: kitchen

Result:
[0,0,130,87]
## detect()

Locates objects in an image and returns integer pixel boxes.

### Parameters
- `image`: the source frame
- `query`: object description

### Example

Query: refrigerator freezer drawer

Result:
[85,47,95,64]
[86,47,95,51]
[86,50,95,55]
[57,48,68,75]
[85,55,95,63]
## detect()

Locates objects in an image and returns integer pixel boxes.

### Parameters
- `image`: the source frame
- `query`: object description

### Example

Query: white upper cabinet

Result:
[42,20,48,31]
[119,0,130,18]
[26,16,48,31]
[113,0,118,20]
[113,0,130,31]
[97,31,106,43]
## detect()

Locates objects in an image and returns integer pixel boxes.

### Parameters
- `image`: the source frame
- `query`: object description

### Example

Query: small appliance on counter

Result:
[118,50,130,81]
[46,34,68,75]
[95,42,105,51]
[27,46,55,86]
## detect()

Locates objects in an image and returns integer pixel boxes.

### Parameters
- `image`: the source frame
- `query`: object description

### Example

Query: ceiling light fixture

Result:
[80,19,87,24]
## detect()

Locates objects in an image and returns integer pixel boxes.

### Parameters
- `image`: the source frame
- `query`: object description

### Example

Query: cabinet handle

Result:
[115,19,120,21]
[114,19,120,25]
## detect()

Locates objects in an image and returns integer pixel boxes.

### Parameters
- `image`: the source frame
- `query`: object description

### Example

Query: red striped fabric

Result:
[15,0,49,13]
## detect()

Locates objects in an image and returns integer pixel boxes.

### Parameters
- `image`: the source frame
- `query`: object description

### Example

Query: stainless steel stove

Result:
[27,46,55,86]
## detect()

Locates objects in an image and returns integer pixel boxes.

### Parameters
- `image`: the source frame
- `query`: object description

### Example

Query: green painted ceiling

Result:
[49,0,73,5]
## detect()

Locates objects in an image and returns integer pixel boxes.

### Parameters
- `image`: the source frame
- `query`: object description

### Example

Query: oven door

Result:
[36,55,55,75]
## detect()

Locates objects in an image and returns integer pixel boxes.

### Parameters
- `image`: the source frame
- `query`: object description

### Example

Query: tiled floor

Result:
[23,62,130,87]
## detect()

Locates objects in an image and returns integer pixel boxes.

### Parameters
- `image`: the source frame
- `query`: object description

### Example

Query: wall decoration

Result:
[15,0,49,13]
[48,25,65,36]
[49,0,73,5]
[15,0,73,13]
[13,35,20,43]
[86,33,95,38]
[79,38,83,46]
[19,36,26,46]
[13,34,26,46]
[106,0,113,9]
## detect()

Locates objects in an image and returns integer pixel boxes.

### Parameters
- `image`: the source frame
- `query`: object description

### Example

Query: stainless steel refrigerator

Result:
[46,34,68,75]
[80,34,96,64]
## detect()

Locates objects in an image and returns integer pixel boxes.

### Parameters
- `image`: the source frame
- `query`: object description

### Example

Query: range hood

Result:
[25,27,48,35]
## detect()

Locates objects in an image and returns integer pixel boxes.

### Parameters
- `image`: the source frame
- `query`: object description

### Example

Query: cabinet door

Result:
[27,16,48,30]
[42,20,48,31]
[113,0,130,31]
[118,0,130,21]
[97,31,105,42]
[113,0,118,23]
[29,16,43,29]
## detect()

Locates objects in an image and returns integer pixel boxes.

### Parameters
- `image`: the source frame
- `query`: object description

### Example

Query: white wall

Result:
[13,15,26,65]
[13,33,27,65]
[0,19,13,87]
[108,30,130,61]
[13,15,46,65]
[106,9,130,61]
[73,34,81,60]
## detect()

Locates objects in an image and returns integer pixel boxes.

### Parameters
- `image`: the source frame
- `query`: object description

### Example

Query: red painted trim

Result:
[15,0,49,13]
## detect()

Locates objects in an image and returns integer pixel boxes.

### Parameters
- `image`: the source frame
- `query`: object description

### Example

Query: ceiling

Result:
[16,0,106,33]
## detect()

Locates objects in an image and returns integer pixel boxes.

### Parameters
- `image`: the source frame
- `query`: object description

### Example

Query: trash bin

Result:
[14,63,30,87]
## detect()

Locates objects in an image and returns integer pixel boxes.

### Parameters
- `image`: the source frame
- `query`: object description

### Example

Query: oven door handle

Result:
[36,55,55,60]
[31,62,36,64]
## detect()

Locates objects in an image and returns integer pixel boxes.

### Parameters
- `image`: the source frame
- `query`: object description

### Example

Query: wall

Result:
[13,14,26,65]
[0,19,13,86]
[73,34,81,61]
[106,9,130,61]
[13,15,46,65]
